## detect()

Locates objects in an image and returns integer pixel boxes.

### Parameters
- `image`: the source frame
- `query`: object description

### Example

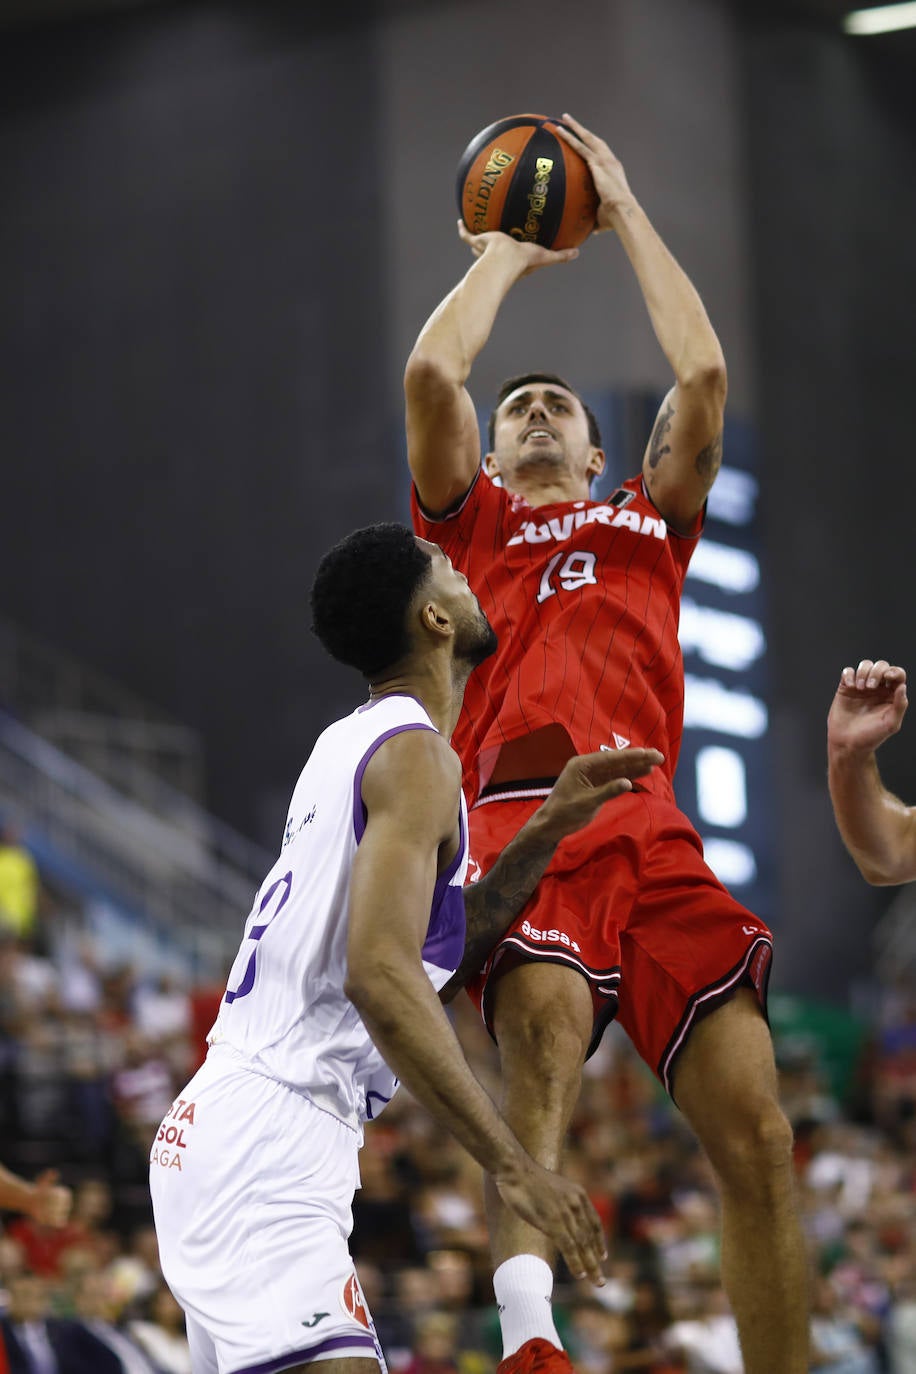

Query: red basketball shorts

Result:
[464,789,773,1099]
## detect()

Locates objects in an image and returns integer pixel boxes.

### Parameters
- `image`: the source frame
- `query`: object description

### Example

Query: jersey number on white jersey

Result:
[225,871,293,1003]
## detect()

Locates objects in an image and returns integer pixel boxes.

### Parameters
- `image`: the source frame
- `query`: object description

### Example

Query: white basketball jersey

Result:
[207,694,468,1131]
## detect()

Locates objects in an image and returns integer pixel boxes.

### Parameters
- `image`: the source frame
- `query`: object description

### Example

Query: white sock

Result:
[493,1254,562,1357]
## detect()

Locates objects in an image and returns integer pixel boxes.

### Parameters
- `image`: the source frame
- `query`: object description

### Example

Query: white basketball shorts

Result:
[150,1049,386,1374]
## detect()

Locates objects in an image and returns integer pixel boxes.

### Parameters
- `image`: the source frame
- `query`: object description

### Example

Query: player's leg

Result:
[486,958,595,1366]
[152,1062,381,1374]
[466,793,634,1372]
[616,798,807,1374]
[672,988,808,1374]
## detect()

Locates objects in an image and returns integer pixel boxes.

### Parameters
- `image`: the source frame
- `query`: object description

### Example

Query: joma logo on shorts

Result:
[521,920,581,952]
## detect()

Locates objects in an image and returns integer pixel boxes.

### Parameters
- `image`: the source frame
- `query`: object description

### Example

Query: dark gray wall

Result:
[3,0,915,1004]
[1,0,755,847]
[739,19,916,992]
[0,3,394,838]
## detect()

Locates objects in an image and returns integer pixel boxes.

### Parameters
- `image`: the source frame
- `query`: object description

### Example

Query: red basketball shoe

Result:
[496,1339,575,1374]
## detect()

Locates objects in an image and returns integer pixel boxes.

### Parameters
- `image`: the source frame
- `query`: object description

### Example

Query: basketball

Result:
[456,114,599,251]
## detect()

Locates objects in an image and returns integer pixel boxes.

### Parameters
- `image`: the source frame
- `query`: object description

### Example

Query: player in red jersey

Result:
[405,115,806,1374]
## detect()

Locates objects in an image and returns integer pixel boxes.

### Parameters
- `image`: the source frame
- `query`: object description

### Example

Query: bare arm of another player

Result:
[0,1164,71,1226]
[444,746,664,999]
[405,232,579,515]
[345,728,605,1283]
[827,659,916,884]
[557,115,727,532]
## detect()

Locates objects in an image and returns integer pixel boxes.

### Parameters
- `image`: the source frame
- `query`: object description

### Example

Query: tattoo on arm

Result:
[647,401,674,470]
[694,431,723,484]
[439,832,557,1002]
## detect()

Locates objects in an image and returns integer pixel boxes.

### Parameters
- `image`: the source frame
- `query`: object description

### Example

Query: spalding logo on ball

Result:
[456,113,598,251]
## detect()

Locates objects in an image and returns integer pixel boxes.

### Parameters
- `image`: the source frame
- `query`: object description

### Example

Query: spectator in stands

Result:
[624,1277,679,1371]
[0,1271,135,1374]
[809,1276,881,1373]
[425,1250,477,1314]
[567,1297,630,1374]
[887,1272,916,1374]
[110,1029,173,1144]
[350,1143,422,1268]
[108,1029,174,1233]
[0,1272,60,1373]
[401,1311,461,1374]
[0,1235,27,1301]
[379,1267,444,1368]
[656,1192,720,1289]
[663,1284,742,1373]
[132,974,190,1047]
[106,1226,161,1313]
[127,1283,192,1374]
[1,927,58,1023]
[68,1269,159,1373]
[413,1155,489,1255]
[0,824,39,943]
[55,934,103,1020]
[61,1009,117,1165]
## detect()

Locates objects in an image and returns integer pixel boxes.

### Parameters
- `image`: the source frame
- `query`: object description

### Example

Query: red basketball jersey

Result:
[411,471,701,805]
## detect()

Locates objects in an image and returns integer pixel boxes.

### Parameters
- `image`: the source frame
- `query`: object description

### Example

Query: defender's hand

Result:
[828,660,908,755]
[494,1158,606,1286]
[539,747,664,840]
[457,220,579,275]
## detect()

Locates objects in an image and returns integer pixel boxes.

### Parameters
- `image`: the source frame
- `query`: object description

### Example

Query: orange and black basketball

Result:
[456,114,598,251]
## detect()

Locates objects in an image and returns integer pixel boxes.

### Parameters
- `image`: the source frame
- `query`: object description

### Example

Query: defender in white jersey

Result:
[205,690,470,1130]
[151,523,661,1374]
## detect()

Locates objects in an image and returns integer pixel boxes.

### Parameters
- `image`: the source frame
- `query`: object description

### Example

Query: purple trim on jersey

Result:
[421,883,466,974]
[351,722,467,977]
[351,724,437,843]
[421,803,468,973]
[233,1333,377,1374]
[437,798,466,890]
[366,1088,394,1121]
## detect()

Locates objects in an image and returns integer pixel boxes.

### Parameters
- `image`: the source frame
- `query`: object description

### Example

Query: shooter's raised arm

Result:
[557,114,727,531]
[405,231,579,516]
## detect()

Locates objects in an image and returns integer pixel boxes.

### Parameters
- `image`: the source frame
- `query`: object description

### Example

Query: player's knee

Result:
[498,1010,589,1094]
[703,1096,795,1194]
[492,967,592,1069]
[502,1016,587,1077]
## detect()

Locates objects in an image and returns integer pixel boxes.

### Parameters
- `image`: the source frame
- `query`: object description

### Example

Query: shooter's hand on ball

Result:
[555,113,635,230]
[457,220,579,275]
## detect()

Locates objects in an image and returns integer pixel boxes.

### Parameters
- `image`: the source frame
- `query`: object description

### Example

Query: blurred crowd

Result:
[4,830,916,1373]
